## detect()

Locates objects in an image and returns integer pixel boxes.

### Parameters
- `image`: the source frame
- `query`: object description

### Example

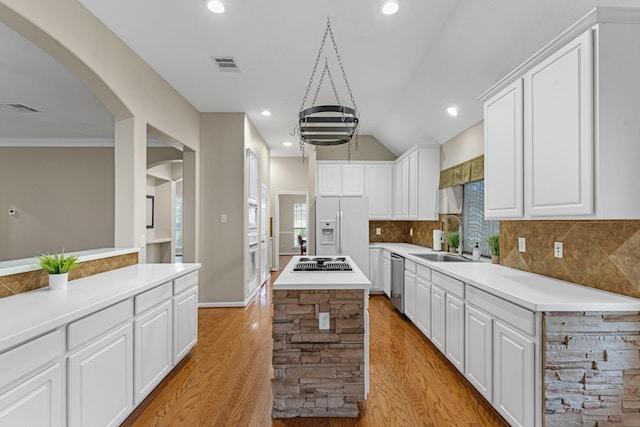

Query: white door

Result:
[400,157,409,218]
[366,165,393,219]
[368,248,381,290]
[393,161,402,218]
[134,300,172,405]
[430,286,446,352]
[525,30,593,217]
[445,293,465,373]
[484,79,524,219]
[68,323,133,427]
[0,364,62,427]
[493,321,535,427]
[317,164,341,196]
[408,151,418,219]
[337,197,369,277]
[403,270,416,321]
[341,165,365,196]
[382,251,391,298]
[465,304,493,401]
[415,277,431,337]
[174,287,198,364]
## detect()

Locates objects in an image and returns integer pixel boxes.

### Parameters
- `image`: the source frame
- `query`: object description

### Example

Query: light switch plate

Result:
[518,237,526,252]
[319,312,330,330]
[409,228,413,236]
[220,214,228,224]
[554,241,563,258]
[376,228,381,235]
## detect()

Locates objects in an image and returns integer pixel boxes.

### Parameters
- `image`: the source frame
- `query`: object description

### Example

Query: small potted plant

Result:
[38,252,79,290]
[487,234,500,264]
[444,231,460,254]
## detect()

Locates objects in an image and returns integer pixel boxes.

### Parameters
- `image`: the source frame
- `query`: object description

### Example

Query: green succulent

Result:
[487,234,500,256]
[38,252,79,274]
[444,231,460,248]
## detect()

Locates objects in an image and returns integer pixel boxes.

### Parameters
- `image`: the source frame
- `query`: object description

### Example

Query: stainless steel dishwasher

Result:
[390,253,404,313]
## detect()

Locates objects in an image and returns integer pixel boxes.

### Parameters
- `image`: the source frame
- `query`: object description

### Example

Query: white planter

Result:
[49,273,69,290]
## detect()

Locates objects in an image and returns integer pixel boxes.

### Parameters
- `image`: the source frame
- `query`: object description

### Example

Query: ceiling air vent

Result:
[211,56,241,72]
[1,104,39,113]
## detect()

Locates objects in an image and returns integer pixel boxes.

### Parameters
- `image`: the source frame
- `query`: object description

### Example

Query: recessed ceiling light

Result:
[261,110,272,117]
[206,0,225,14]
[283,141,293,147]
[447,106,458,117]
[381,0,400,15]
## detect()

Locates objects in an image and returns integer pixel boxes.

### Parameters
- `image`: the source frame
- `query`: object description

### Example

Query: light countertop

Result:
[0,247,140,277]
[370,243,640,312]
[274,256,371,290]
[0,263,200,352]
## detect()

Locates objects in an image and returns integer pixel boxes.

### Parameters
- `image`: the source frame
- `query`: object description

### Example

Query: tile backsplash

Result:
[369,217,457,250]
[501,220,640,299]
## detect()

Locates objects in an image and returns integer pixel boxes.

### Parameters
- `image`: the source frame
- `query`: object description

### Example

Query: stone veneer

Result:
[544,311,640,427]
[272,289,366,418]
[0,252,139,299]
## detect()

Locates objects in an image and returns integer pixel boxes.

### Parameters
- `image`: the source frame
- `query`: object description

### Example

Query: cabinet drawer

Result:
[0,330,62,388]
[404,259,416,273]
[466,285,535,336]
[417,264,431,282]
[174,271,198,295]
[135,282,172,315]
[432,271,464,299]
[67,299,132,351]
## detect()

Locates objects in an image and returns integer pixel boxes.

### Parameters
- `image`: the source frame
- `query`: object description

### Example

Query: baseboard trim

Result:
[198,282,265,308]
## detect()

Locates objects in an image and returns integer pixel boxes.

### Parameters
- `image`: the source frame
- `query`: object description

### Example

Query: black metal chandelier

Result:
[294,18,360,161]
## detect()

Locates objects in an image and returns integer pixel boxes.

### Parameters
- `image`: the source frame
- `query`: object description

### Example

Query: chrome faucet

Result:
[441,215,463,257]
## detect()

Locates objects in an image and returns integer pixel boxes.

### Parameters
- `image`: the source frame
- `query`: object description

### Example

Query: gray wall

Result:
[316,135,397,161]
[0,147,114,260]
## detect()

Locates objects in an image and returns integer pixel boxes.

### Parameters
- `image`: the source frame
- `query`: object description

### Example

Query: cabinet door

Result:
[494,321,535,427]
[393,162,402,218]
[174,287,199,363]
[465,305,493,401]
[317,164,341,196]
[68,323,133,427]
[382,253,391,298]
[134,300,172,405]
[484,79,524,219]
[445,293,465,373]
[366,165,393,219]
[0,363,62,427]
[415,277,431,338]
[525,30,593,217]
[408,151,418,219]
[400,157,409,218]
[368,249,381,291]
[247,150,258,204]
[342,165,365,196]
[430,286,446,352]
[403,271,416,321]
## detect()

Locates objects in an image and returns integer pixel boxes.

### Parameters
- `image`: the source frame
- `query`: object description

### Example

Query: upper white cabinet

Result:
[317,163,364,196]
[366,165,393,219]
[394,146,440,220]
[246,149,258,204]
[342,164,365,196]
[481,8,640,219]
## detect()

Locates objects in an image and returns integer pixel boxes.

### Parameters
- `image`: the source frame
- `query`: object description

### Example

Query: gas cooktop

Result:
[293,257,353,272]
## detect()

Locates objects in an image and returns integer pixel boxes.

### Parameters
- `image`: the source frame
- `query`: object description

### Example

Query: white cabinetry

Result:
[482,9,640,219]
[133,282,173,405]
[415,265,431,338]
[0,331,63,427]
[246,149,258,204]
[342,164,365,196]
[317,163,364,196]
[382,250,391,298]
[464,304,493,401]
[173,272,199,363]
[403,260,416,321]
[393,162,402,218]
[432,271,465,373]
[366,164,393,219]
[430,286,445,352]
[494,321,535,427]
[368,248,382,293]
[394,146,440,220]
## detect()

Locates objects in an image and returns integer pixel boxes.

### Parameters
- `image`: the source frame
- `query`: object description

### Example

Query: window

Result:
[462,180,499,257]
[293,203,307,247]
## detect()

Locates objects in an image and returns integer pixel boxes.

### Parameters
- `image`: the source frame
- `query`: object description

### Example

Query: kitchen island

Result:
[271,256,370,418]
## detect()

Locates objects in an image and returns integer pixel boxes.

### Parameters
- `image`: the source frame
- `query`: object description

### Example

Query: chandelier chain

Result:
[326,21,358,113]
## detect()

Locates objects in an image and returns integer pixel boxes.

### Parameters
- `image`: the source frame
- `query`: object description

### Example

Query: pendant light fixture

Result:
[294,18,360,161]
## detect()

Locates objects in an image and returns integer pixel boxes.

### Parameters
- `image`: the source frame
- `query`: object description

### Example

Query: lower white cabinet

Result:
[465,304,493,401]
[415,276,431,337]
[403,261,416,321]
[382,250,391,298]
[0,363,62,427]
[134,300,173,404]
[174,286,198,363]
[445,293,465,373]
[368,248,382,292]
[67,323,134,427]
[430,286,446,352]
[494,321,535,427]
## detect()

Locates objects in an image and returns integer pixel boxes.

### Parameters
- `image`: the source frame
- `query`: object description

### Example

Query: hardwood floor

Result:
[122,273,509,427]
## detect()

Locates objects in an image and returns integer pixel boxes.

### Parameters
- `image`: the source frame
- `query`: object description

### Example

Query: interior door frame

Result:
[274,191,309,271]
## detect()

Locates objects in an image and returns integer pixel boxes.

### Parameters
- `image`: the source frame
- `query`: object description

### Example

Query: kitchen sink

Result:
[409,253,472,262]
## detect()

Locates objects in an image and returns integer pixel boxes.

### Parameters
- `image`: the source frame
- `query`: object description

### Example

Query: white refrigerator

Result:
[316,196,369,277]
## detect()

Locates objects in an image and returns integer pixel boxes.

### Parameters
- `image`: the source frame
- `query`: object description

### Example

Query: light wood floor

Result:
[122,273,509,426]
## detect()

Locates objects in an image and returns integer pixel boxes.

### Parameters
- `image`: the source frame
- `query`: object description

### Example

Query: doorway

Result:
[274,192,308,271]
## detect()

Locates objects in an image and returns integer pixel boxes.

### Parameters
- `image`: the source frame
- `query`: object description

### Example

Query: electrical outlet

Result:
[319,312,330,330]
[220,214,227,224]
[554,241,563,258]
[376,228,381,235]
[409,228,413,236]
[518,237,526,252]
[139,234,146,247]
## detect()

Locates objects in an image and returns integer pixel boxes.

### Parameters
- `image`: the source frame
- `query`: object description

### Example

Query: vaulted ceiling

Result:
[1,0,638,155]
